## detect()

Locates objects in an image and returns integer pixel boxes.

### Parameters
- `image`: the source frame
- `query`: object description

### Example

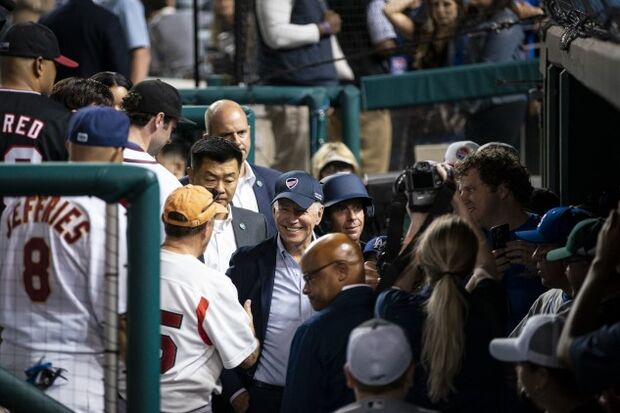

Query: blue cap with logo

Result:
[363,236,387,257]
[272,170,323,210]
[68,106,129,148]
[515,206,592,244]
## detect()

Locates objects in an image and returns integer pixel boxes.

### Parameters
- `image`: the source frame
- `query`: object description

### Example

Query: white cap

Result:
[489,314,564,368]
[346,319,412,386]
[443,141,479,166]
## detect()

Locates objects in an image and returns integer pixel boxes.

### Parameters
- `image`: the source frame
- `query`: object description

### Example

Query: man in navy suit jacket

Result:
[281,233,375,413]
[205,99,280,236]
[223,171,325,413]
[188,137,268,273]
[179,100,280,236]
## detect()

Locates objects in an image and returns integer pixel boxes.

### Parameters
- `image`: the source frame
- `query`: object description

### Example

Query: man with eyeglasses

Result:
[281,232,374,413]
[222,170,324,413]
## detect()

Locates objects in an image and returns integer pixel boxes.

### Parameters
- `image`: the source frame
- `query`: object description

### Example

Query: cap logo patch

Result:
[456,146,470,160]
[286,178,299,189]
[77,132,88,142]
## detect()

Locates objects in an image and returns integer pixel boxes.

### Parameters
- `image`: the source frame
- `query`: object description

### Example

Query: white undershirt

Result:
[203,206,237,274]
[232,161,259,213]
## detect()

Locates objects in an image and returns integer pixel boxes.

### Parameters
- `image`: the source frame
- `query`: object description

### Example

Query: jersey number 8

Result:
[23,237,51,302]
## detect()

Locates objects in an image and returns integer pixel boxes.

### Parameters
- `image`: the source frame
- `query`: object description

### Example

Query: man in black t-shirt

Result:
[0,22,78,163]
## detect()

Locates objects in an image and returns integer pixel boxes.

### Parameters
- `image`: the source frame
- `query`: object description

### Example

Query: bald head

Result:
[204,100,251,162]
[301,233,365,310]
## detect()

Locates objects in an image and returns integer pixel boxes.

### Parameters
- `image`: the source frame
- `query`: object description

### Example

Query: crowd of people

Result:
[1,0,544,173]
[1,2,619,413]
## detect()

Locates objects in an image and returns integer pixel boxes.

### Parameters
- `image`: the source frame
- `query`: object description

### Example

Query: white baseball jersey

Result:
[0,195,127,413]
[123,147,181,241]
[159,249,256,413]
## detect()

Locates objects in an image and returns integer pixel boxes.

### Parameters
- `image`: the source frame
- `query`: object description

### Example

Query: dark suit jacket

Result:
[251,164,280,237]
[231,205,268,248]
[180,163,280,237]
[39,0,130,80]
[221,236,279,400]
[280,286,375,413]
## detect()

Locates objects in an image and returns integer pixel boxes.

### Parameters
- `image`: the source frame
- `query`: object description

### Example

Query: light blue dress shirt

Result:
[253,236,315,386]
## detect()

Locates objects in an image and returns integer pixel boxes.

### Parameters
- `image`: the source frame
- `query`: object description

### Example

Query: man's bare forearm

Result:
[130,47,151,84]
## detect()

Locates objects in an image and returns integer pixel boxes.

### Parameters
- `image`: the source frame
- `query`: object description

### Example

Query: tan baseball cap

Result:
[312,142,360,179]
[162,185,227,228]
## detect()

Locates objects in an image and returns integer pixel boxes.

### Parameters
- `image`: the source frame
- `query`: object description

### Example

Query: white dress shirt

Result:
[253,235,315,385]
[204,206,238,274]
[232,161,259,213]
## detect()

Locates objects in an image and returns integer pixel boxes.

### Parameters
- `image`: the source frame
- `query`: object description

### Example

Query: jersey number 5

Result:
[23,237,51,302]
[160,310,183,374]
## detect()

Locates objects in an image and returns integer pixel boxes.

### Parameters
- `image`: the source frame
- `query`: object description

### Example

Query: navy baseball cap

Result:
[515,206,592,244]
[0,22,78,68]
[321,173,373,209]
[68,106,129,148]
[272,170,323,210]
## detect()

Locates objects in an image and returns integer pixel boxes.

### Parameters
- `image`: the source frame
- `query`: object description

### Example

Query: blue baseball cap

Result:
[515,206,592,244]
[272,170,323,210]
[68,106,129,148]
[321,173,372,209]
[363,236,386,257]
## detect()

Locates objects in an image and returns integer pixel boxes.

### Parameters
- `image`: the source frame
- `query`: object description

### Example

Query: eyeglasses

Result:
[302,261,343,282]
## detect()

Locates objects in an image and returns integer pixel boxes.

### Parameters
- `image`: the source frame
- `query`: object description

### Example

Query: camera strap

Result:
[375,193,406,292]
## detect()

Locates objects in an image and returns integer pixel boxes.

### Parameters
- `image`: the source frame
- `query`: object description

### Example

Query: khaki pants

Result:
[327,109,392,174]
[266,105,310,172]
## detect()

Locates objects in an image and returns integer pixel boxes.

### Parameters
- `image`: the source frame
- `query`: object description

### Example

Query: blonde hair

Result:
[417,215,477,402]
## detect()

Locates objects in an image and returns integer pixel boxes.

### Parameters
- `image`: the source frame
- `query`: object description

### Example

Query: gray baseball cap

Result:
[346,319,412,386]
[489,314,564,368]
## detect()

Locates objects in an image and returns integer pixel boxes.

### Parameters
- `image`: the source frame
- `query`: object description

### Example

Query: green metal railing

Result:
[360,59,541,109]
[0,164,160,413]
[179,86,357,160]
[325,85,362,164]
[179,61,538,165]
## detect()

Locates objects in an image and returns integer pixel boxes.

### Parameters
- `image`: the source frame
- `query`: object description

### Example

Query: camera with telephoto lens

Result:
[394,160,444,210]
